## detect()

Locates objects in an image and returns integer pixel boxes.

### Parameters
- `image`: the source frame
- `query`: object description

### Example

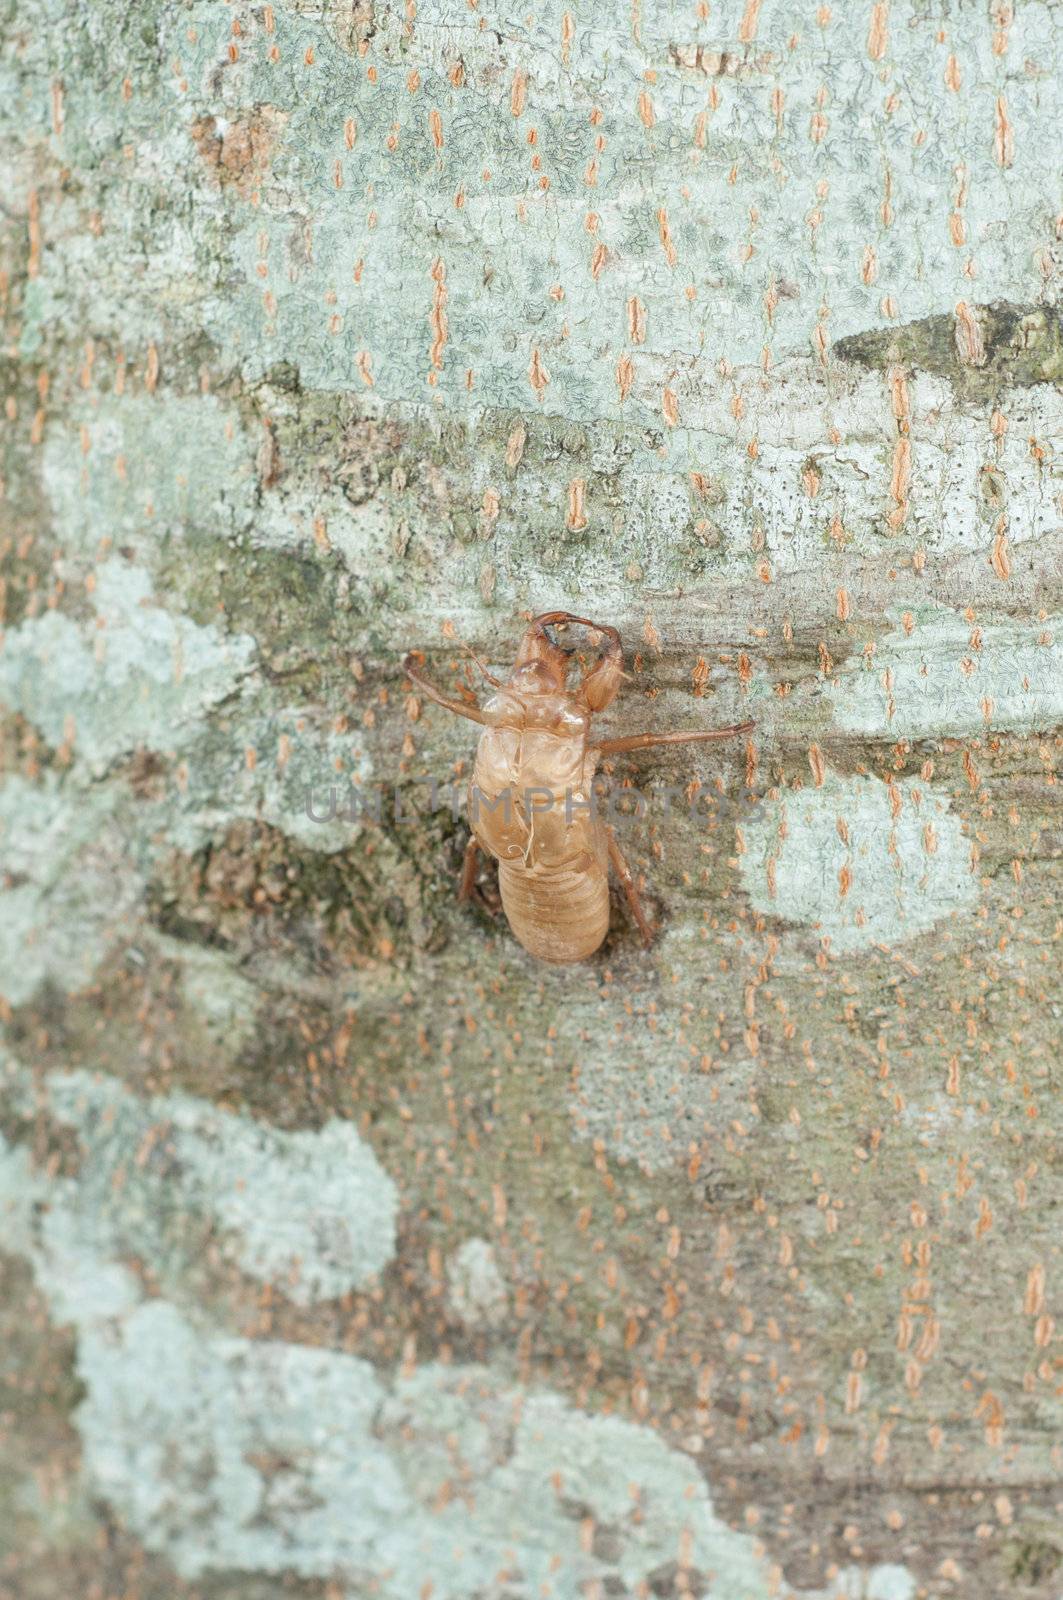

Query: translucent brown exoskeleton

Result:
[403,612,754,965]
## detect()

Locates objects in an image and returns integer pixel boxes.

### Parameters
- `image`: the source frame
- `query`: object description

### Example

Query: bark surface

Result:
[1,1,1061,1596]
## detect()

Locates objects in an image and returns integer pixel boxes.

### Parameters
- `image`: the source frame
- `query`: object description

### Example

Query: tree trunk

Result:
[1,1,1060,1597]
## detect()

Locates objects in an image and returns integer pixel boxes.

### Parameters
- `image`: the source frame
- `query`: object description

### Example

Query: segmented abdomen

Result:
[498,860,610,964]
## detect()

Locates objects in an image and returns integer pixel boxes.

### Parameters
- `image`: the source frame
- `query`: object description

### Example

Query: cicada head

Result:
[509,611,624,708]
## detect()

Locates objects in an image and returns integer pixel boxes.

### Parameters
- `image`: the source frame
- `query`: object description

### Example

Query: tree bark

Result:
[1,1,1060,1596]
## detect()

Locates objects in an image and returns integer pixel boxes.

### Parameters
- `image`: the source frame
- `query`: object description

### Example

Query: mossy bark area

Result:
[1,1,1061,1597]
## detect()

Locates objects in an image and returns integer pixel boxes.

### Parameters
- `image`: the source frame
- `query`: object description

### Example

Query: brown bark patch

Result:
[190,107,289,199]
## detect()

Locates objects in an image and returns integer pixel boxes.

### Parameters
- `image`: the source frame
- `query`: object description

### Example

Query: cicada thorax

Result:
[469,686,600,865]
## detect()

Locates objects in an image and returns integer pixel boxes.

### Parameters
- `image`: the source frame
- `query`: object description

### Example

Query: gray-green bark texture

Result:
[0,0,1061,1596]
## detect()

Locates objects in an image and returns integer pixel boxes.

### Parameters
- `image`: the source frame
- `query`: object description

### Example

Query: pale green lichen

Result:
[0,775,140,1007]
[36,1068,398,1306]
[445,1236,509,1330]
[825,610,1063,741]
[0,559,257,773]
[41,394,258,560]
[75,1304,777,1598]
[740,768,978,954]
